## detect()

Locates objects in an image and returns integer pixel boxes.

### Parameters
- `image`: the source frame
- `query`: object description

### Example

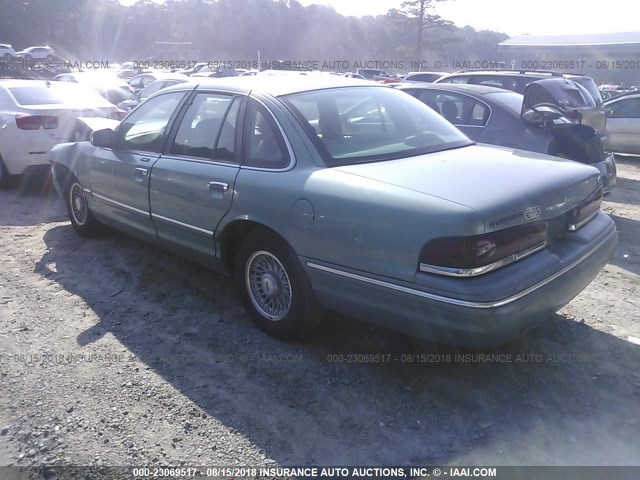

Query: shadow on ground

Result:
[33,223,640,466]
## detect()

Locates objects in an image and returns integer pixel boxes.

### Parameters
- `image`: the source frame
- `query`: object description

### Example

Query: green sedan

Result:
[50,76,617,347]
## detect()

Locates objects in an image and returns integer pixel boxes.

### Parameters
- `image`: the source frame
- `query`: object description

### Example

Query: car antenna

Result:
[46,80,51,87]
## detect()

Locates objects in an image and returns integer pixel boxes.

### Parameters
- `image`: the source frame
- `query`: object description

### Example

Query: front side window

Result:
[282,86,471,166]
[171,93,239,161]
[118,92,184,152]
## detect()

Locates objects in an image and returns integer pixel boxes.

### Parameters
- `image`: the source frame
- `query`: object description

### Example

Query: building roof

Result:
[499,32,640,47]
[498,32,640,54]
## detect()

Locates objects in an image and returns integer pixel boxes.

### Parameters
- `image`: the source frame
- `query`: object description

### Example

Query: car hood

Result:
[333,144,602,232]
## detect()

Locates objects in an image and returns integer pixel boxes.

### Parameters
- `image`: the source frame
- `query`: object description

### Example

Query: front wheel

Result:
[234,229,322,339]
[3,53,11,61]
[66,180,102,236]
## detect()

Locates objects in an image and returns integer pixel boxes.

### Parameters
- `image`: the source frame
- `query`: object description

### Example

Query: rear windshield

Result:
[568,76,603,105]
[282,86,472,166]
[8,83,110,106]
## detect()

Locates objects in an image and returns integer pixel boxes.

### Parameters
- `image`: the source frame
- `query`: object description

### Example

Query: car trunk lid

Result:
[334,144,601,232]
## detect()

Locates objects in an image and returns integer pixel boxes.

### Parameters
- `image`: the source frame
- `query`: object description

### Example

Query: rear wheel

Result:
[24,54,32,62]
[66,179,102,236]
[0,155,16,189]
[235,229,322,339]
[3,53,11,61]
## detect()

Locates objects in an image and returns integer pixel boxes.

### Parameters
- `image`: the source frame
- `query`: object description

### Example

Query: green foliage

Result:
[0,0,508,69]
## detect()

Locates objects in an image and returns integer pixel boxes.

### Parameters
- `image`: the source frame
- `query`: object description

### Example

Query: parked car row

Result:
[0,79,120,187]
[396,81,617,192]
[0,44,56,61]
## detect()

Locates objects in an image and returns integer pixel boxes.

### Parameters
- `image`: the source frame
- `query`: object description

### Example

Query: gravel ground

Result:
[0,157,639,469]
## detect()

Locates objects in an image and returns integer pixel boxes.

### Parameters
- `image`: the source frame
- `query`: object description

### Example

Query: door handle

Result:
[135,167,148,177]
[208,181,229,193]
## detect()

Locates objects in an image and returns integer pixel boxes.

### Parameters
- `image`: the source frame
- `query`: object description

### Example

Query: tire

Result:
[24,54,32,62]
[0,155,16,189]
[46,55,53,62]
[3,53,10,61]
[234,229,322,339]
[66,178,102,236]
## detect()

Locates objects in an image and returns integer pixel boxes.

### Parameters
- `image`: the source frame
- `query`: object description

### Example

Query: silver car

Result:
[604,92,640,155]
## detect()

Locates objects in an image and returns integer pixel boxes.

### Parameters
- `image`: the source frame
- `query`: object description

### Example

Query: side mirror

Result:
[90,128,115,148]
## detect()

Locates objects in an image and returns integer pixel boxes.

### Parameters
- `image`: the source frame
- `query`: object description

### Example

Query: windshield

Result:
[282,86,472,166]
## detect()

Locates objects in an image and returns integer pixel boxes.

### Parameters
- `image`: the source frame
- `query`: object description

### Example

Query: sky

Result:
[294,0,640,37]
[117,0,640,37]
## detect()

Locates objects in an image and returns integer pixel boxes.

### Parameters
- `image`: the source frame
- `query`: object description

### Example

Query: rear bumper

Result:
[303,214,617,347]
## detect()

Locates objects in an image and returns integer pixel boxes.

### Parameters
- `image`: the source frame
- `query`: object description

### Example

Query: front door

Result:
[89,91,186,240]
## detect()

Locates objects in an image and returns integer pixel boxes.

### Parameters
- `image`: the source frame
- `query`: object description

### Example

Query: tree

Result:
[388,0,454,62]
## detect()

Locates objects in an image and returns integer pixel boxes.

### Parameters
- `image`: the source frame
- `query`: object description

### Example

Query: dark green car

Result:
[50,76,617,346]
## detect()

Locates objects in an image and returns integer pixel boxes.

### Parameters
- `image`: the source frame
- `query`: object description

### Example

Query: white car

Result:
[0,43,16,61]
[604,92,640,155]
[15,46,56,62]
[0,80,119,187]
[53,72,135,106]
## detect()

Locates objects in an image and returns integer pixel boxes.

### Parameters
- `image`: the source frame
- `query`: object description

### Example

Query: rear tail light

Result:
[568,186,603,231]
[419,222,548,277]
[15,114,58,130]
[564,110,582,124]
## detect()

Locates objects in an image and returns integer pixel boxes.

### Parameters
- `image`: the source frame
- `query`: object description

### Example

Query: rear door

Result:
[149,91,244,265]
[605,96,640,154]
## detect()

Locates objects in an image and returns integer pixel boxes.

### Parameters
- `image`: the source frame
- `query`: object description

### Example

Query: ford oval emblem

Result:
[524,206,542,220]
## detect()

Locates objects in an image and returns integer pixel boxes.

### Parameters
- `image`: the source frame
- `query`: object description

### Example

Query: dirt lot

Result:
[0,157,639,469]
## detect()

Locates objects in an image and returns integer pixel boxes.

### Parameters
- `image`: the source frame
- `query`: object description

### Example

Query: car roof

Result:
[604,91,640,103]
[441,70,592,80]
[0,79,53,89]
[161,75,378,96]
[398,82,510,96]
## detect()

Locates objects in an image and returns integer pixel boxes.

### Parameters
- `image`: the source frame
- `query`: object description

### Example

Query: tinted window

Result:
[570,76,603,105]
[484,92,523,114]
[438,75,470,84]
[244,100,289,169]
[470,75,519,92]
[140,81,166,99]
[283,86,471,166]
[417,90,490,126]
[406,73,441,83]
[118,92,184,152]
[607,98,640,118]
[171,93,237,160]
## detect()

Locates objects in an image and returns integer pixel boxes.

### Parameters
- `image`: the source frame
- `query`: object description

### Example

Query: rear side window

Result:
[417,90,490,126]
[243,100,290,169]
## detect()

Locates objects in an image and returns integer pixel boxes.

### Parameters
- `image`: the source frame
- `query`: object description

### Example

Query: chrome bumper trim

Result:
[419,242,546,277]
